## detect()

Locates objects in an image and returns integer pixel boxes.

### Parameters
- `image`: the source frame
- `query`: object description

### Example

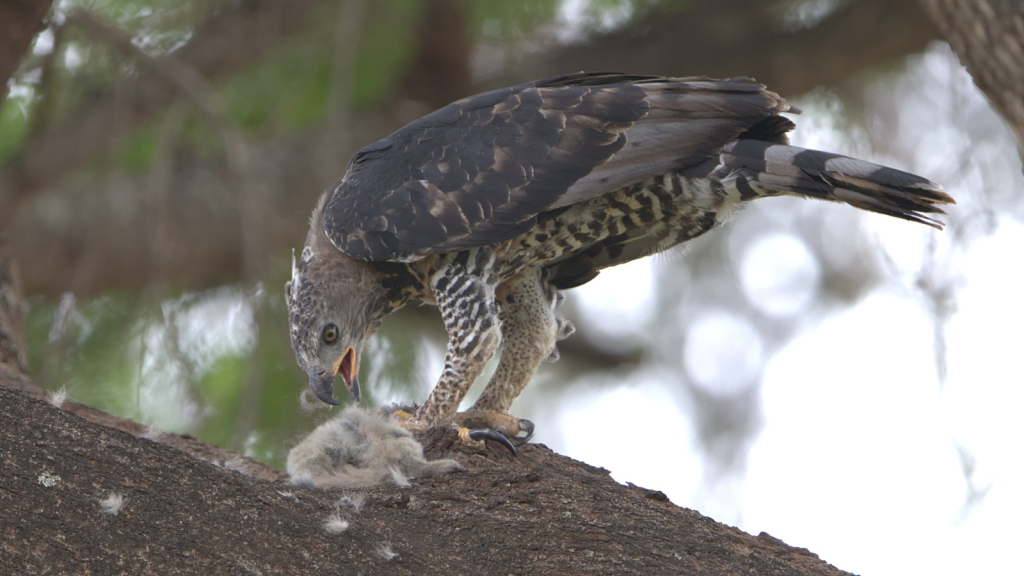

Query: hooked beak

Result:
[309,371,339,405]
[308,346,360,406]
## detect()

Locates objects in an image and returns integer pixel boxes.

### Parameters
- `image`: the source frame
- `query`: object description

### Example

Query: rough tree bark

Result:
[0,384,853,576]
[918,0,1024,151]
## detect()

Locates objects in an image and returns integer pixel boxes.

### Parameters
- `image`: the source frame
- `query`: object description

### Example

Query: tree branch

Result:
[72,10,269,280]
[2,0,334,201]
[0,383,851,575]
[505,0,941,98]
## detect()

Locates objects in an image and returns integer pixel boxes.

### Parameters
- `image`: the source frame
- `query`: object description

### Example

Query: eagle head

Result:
[285,242,385,406]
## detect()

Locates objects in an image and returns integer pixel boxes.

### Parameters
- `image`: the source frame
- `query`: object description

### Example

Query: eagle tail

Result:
[715,140,954,228]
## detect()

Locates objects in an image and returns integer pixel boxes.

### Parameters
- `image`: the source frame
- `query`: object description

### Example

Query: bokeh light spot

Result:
[684,310,763,396]
[740,233,820,317]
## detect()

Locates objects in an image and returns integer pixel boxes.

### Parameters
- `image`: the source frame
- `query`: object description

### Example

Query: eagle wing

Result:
[323,72,792,261]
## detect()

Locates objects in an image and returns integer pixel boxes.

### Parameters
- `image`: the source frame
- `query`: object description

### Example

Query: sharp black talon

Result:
[513,419,535,446]
[467,429,517,456]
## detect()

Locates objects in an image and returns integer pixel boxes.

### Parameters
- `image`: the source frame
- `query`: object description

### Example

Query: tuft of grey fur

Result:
[298,388,332,413]
[374,541,398,561]
[321,511,349,535]
[98,492,127,516]
[139,426,165,442]
[286,407,465,489]
[48,387,69,408]
[388,466,411,488]
[336,494,366,512]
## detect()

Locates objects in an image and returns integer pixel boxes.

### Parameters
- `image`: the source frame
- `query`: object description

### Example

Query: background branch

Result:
[2,0,334,200]
[0,0,54,102]
[504,0,941,97]
[0,240,28,373]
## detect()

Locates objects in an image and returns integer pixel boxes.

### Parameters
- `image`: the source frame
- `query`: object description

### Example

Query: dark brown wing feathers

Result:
[324,73,789,261]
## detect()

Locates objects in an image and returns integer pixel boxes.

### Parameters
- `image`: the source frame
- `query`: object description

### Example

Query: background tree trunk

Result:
[918,0,1024,152]
[0,0,54,103]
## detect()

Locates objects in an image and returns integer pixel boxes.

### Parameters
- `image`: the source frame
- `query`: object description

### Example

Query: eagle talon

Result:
[513,419,535,446]
[465,428,517,456]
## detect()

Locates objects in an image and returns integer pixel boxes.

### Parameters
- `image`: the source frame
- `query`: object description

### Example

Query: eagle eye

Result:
[322,324,339,344]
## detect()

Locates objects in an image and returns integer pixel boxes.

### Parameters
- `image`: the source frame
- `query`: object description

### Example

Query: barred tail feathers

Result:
[715,140,954,228]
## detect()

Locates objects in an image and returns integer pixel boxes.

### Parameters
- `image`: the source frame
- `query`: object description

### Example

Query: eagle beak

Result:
[308,347,361,406]
[336,346,360,404]
[309,371,339,405]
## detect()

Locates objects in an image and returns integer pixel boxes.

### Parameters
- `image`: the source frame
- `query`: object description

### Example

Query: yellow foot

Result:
[458,426,517,456]
[380,404,426,429]
[454,412,535,446]
[392,409,415,423]
[382,404,521,455]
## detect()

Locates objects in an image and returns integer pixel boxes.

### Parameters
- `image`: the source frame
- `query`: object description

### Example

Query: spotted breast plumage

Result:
[285,72,952,446]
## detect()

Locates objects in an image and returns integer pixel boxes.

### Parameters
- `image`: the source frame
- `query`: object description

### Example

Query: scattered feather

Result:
[48,387,69,408]
[374,541,398,561]
[389,466,411,488]
[37,472,61,487]
[99,492,127,516]
[299,389,332,413]
[139,426,164,442]
[336,494,366,513]
[322,512,349,535]
[224,457,248,473]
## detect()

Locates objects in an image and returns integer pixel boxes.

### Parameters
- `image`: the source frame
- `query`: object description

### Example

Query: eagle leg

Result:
[410,248,502,434]
[457,267,569,443]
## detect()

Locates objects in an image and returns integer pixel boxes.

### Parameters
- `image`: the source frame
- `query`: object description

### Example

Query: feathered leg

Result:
[455,267,574,443]
[409,248,502,429]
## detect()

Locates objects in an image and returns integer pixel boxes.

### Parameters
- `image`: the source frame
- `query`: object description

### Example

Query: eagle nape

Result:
[285,72,952,455]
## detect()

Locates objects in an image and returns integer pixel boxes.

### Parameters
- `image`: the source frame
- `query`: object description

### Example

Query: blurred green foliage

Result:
[24,295,144,419]
[0,99,29,162]
[22,279,430,468]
